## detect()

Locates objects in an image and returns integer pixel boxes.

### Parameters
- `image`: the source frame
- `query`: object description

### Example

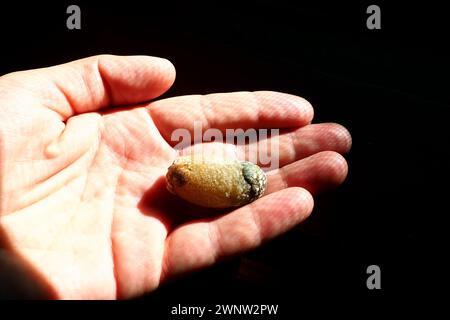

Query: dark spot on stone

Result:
[241,162,259,200]
[171,169,187,187]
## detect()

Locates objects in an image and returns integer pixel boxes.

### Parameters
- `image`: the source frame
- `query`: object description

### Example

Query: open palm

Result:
[0,55,351,299]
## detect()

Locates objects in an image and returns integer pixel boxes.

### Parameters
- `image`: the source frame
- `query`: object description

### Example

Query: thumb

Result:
[0,55,175,213]
[0,54,176,120]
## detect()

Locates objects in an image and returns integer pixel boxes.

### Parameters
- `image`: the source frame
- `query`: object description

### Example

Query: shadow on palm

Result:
[138,173,232,232]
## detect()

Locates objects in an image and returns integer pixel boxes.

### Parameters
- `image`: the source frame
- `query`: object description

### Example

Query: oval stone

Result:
[166,155,267,208]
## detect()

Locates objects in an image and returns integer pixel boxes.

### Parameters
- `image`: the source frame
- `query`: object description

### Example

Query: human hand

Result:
[0,55,351,299]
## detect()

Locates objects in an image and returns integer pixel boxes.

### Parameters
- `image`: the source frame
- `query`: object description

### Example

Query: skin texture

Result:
[0,55,352,299]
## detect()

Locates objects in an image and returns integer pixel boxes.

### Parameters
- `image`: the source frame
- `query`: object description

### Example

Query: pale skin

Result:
[0,55,352,299]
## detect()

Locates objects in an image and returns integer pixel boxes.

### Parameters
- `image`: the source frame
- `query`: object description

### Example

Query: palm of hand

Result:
[0,55,351,299]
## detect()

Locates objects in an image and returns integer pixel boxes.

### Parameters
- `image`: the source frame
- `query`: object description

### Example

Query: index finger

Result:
[148,91,314,146]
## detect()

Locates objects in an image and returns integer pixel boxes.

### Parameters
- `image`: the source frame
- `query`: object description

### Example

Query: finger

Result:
[1,54,176,120]
[148,91,314,145]
[266,151,349,195]
[240,123,352,168]
[161,187,313,279]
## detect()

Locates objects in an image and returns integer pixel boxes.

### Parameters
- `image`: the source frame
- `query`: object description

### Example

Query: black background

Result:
[0,0,448,314]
